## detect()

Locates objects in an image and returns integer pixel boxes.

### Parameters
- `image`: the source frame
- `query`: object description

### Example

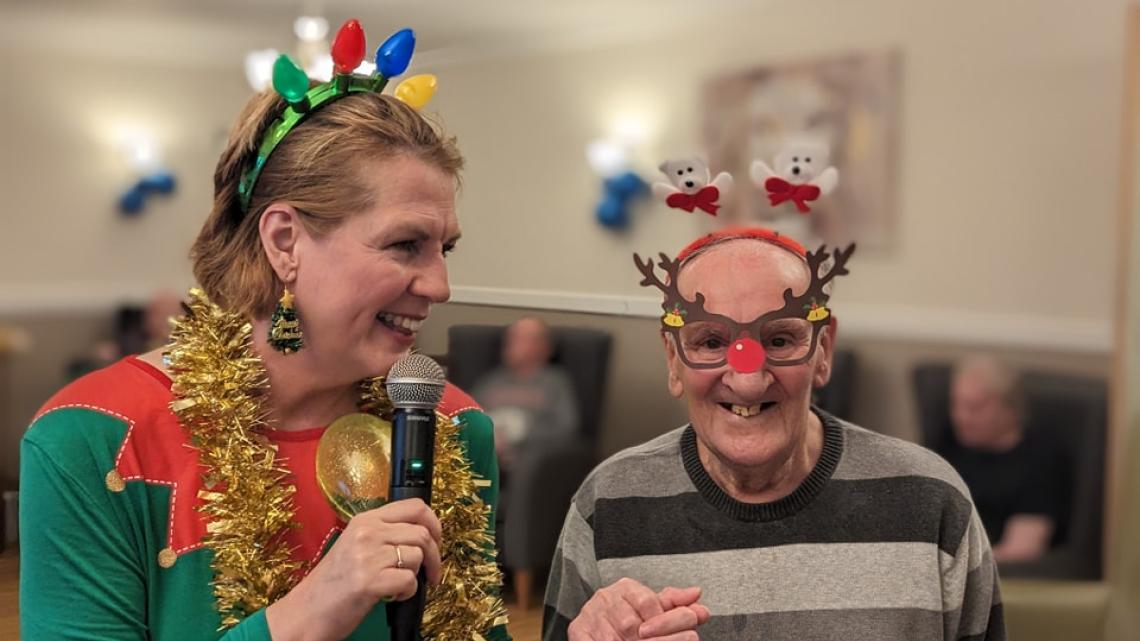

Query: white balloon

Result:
[244,49,279,92]
[306,53,334,82]
[586,139,629,178]
[293,16,329,43]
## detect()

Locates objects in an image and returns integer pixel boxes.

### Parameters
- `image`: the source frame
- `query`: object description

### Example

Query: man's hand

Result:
[567,578,711,641]
[993,514,1054,563]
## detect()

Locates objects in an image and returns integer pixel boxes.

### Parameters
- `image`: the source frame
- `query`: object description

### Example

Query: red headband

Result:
[675,226,807,264]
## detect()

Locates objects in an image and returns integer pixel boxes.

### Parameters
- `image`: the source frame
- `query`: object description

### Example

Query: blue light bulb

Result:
[375,28,416,78]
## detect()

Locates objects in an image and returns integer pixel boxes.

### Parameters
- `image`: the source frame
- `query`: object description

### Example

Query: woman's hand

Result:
[266,498,442,641]
[567,578,711,641]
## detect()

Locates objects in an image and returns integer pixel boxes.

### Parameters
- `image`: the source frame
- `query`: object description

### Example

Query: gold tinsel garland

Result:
[168,289,506,638]
[361,381,509,640]
[167,289,301,627]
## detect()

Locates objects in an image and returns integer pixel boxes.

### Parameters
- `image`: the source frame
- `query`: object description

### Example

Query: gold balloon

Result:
[394,74,438,110]
[316,413,392,521]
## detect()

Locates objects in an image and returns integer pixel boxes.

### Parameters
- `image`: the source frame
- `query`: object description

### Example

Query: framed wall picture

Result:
[703,51,901,248]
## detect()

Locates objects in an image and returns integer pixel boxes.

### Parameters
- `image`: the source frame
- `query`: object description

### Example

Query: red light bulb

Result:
[331,19,366,74]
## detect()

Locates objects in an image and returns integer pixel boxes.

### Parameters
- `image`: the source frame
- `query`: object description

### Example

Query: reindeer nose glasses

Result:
[634,243,856,372]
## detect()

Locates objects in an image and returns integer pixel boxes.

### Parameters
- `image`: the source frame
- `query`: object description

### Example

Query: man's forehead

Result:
[510,317,549,337]
[677,240,810,295]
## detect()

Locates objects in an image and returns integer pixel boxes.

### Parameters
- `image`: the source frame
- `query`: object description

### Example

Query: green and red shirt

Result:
[20,357,508,641]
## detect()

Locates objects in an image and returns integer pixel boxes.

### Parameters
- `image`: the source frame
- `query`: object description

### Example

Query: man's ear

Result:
[662,332,685,398]
[259,203,304,282]
[812,319,837,388]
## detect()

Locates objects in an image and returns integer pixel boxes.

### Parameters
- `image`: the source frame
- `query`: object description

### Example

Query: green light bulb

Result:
[272,55,310,104]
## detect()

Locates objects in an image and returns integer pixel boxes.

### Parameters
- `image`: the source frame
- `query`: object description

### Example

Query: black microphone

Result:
[385,354,445,641]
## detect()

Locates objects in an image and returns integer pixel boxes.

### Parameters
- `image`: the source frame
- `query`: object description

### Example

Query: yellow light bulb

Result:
[394,74,438,110]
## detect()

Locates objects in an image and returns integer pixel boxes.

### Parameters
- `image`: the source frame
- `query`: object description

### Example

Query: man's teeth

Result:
[731,404,761,417]
[378,313,424,332]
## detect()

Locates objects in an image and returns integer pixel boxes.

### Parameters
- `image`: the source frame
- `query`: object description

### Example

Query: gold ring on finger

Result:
[395,544,404,569]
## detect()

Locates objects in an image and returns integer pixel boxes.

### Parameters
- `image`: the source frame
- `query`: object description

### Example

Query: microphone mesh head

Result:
[386,353,445,409]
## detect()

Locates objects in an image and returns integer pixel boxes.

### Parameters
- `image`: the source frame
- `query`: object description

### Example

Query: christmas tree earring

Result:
[268,286,304,354]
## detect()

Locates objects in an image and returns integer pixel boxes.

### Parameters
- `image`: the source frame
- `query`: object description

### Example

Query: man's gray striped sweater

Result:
[542,410,1004,641]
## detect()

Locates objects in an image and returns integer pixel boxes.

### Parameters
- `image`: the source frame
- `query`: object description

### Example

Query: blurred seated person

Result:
[472,316,578,472]
[144,289,186,349]
[945,356,1070,564]
[67,291,185,380]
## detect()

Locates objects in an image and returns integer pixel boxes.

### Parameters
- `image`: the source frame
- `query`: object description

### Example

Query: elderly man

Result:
[472,316,579,465]
[946,356,1069,564]
[542,228,1004,641]
[473,316,580,607]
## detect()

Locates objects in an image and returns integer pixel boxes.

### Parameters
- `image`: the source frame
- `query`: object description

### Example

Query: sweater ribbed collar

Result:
[680,407,845,522]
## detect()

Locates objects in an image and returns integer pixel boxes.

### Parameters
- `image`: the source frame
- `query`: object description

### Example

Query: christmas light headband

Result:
[238,19,438,213]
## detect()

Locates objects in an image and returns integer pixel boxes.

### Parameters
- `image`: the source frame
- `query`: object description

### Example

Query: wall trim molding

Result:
[448,285,1113,355]
[0,284,177,316]
[0,283,1113,355]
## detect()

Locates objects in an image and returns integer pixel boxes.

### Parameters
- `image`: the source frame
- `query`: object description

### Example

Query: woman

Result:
[20,26,507,641]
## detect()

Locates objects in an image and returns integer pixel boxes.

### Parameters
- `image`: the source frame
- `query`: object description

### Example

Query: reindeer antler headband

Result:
[238,20,438,213]
[635,227,856,373]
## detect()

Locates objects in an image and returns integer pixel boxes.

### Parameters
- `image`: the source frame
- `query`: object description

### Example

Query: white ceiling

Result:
[0,0,763,68]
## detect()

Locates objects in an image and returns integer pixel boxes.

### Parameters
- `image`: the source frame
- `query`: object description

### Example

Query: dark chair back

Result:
[446,324,613,440]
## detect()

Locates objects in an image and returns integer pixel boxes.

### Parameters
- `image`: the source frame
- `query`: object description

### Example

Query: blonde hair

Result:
[191,89,463,318]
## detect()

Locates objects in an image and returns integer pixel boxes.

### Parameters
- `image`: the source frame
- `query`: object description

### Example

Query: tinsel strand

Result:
[167,289,302,628]
[167,290,506,637]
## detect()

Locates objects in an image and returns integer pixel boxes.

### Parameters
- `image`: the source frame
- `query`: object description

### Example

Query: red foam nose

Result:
[727,338,766,373]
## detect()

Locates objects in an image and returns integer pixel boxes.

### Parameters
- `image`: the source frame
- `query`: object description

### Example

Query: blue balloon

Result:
[376,28,416,77]
[602,176,623,197]
[595,196,627,229]
[624,171,649,196]
[119,186,146,216]
[606,171,648,200]
[140,171,176,194]
[594,171,649,230]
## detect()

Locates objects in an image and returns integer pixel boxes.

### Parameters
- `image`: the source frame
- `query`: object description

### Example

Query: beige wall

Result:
[428,0,1124,329]
[0,47,248,305]
[0,0,1129,337]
